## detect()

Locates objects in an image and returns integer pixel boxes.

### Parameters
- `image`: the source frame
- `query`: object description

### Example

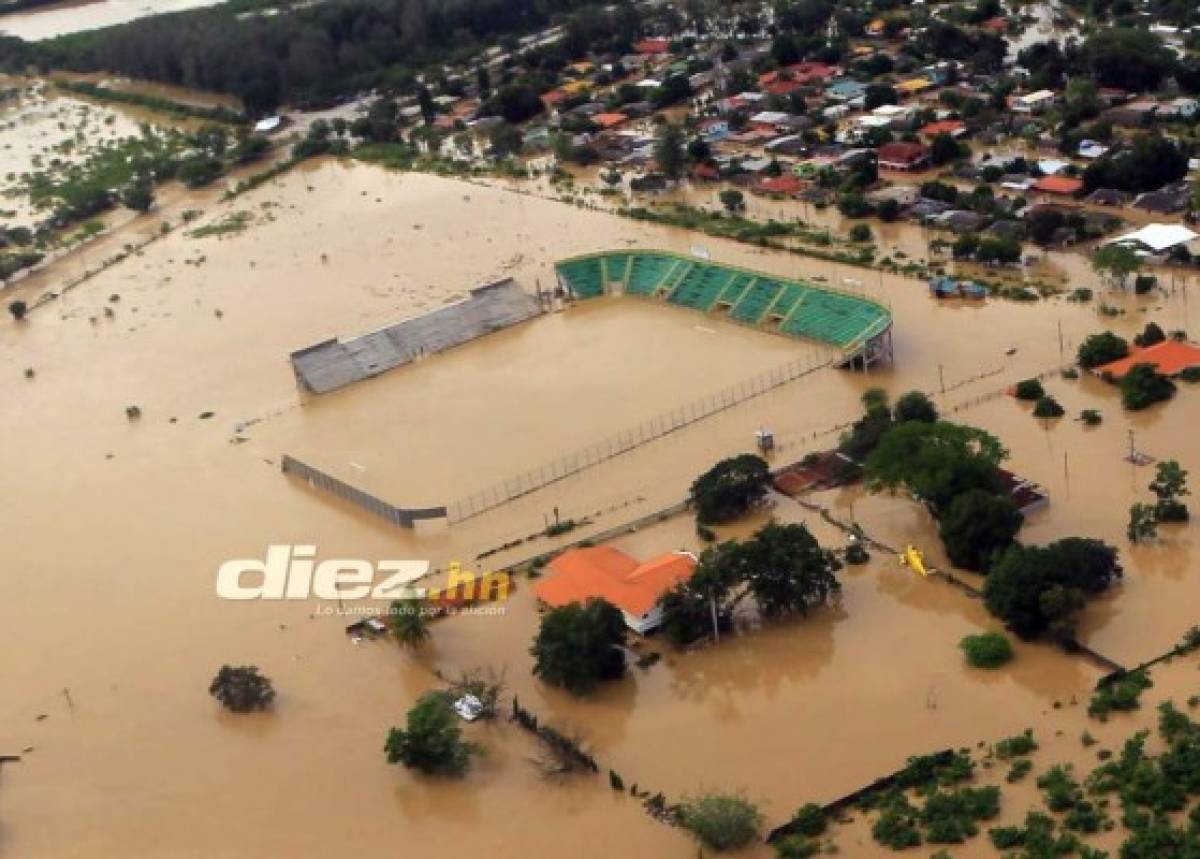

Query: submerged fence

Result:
[446,351,834,523]
[281,454,447,528]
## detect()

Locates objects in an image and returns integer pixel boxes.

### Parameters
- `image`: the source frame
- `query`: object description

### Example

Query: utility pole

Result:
[938,363,946,396]
[710,595,720,644]
[1057,319,1064,363]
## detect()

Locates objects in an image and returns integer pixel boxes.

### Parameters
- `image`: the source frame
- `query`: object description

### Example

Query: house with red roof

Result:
[756,174,804,197]
[534,546,697,634]
[877,141,930,171]
[634,38,670,55]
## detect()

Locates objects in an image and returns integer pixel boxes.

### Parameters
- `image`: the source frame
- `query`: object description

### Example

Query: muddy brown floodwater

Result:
[0,0,228,41]
[0,158,1196,857]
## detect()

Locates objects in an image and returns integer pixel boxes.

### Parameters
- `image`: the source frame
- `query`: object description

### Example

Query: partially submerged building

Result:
[534,546,697,634]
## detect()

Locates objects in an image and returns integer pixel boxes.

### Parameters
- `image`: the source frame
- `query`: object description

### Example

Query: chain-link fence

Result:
[447,351,834,522]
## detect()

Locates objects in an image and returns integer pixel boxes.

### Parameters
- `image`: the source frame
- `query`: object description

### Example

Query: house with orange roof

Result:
[634,38,670,55]
[1093,340,1200,381]
[592,112,629,130]
[919,119,966,139]
[534,546,698,634]
[1033,175,1083,197]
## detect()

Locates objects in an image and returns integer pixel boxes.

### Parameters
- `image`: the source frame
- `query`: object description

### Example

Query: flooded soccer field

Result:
[1,156,1198,856]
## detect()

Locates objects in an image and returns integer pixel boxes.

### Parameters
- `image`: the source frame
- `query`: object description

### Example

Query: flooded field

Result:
[0,80,148,228]
[1,157,1197,856]
[0,0,228,41]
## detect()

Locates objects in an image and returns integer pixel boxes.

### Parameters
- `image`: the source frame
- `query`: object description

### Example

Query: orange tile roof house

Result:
[534,546,698,634]
[1033,175,1083,196]
[1093,340,1200,380]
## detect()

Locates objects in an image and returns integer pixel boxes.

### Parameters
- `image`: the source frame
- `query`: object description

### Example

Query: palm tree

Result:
[390,599,430,649]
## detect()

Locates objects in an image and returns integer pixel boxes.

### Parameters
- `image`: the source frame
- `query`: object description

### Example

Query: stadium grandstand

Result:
[555,250,893,367]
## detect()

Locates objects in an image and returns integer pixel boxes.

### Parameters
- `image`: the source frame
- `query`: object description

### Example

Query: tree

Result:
[719,188,744,213]
[680,792,763,851]
[120,175,154,212]
[690,454,770,524]
[983,548,1077,639]
[1128,502,1158,544]
[893,391,938,424]
[384,691,477,775]
[1014,379,1045,401]
[1079,28,1176,92]
[1077,332,1129,369]
[1120,363,1175,411]
[738,523,841,618]
[657,546,740,646]
[959,632,1014,669]
[849,223,873,243]
[864,84,898,110]
[929,133,965,166]
[1033,396,1065,419]
[1027,208,1066,246]
[417,85,436,124]
[1092,244,1142,290]
[390,599,430,649]
[938,489,1023,572]
[1149,460,1190,523]
[8,299,28,321]
[655,122,686,181]
[531,599,626,695]
[209,664,275,712]
[1134,322,1166,349]
[865,420,1007,515]
[487,123,524,158]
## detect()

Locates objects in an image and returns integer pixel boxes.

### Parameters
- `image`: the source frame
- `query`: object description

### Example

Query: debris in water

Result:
[199,411,214,420]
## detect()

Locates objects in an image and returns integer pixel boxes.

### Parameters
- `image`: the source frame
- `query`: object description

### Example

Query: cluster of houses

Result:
[388,4,1200,262]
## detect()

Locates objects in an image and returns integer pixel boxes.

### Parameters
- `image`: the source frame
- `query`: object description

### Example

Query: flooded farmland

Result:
[1,156,1198,857]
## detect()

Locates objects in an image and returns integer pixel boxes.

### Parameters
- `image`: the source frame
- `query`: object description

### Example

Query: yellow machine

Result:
[899,544,930,577]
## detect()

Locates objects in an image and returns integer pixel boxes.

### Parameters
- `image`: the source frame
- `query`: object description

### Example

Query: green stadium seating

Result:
[554,252,891,352]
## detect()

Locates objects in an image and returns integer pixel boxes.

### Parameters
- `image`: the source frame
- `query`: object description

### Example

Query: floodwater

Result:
[0,157,1197,856]
[0,0,227,41]
[0,81,149,228]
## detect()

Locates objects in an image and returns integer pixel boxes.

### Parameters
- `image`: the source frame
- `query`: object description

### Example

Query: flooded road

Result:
[0,158,1196,856]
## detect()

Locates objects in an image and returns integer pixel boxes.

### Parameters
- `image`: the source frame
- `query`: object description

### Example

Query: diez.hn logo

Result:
[216,545,511,602]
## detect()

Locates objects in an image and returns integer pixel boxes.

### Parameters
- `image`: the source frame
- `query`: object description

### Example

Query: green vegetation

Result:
[384,691,478,776]
[1090,671,1153,719]
[689,454,770,525]
[1077,332,1129,369]
[1120,363,1175,411]
[389,598,430,649]
[1033,395,1065,419]
[188,211,252,239]
[938,489,1023,572]
[995,730,1038,760]
[1149,460,1190,523]
[658,523,841,645]
[1013,378,1045,401]
[530,598,625,695]
[1128,502,1159,544]
[1080,409,1102,426]
[208,664,275,712]
[54,80,246,124]
[959,632,1014,669]
[679,792,763,851]
[983,538,1122,640]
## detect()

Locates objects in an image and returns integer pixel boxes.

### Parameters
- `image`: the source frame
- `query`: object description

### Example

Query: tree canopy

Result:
[384,691,477,775]
[938,489,1024,572]
[1120,363,1175,411]
[531,598,626,695]
[1077,332,1129,369]
[689,454,770,524]
[983,539,1121,639]
[209,664,275,713]
[865,420,1007,515]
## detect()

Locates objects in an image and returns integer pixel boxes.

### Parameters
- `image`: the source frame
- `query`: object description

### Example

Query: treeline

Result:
[55,80,247,124]
[11,0,627,115]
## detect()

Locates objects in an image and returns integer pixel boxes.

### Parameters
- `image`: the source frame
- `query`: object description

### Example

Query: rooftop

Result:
[535,546,697,617]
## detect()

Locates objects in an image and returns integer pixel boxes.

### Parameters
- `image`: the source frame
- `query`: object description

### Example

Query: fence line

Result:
[281,454,446,528]
[447,351,834,523]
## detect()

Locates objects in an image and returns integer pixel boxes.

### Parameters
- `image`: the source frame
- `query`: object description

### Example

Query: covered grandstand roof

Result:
[554,250,891,351]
